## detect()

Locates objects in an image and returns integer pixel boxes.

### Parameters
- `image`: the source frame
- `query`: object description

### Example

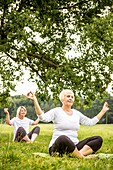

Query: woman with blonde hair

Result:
[26,89,109,158]
[4,106,40,142]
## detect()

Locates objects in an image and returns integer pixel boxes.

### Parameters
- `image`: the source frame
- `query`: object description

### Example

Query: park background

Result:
[0,1,113,169]
[0,93,113,124]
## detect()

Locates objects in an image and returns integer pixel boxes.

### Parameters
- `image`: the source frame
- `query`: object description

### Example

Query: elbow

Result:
[32,121,39,125]
[6,121,11,126]
[34,122,38,125]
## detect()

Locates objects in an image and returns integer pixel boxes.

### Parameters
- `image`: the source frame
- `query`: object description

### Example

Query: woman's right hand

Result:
[26,91,36,101]
[26,91,42,115]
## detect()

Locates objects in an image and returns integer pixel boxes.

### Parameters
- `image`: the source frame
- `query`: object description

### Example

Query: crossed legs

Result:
[14,126,40,142]
[76,136,103,157]
[49,135,103,158]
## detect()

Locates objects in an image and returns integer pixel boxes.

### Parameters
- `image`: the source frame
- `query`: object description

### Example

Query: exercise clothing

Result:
[10,117,35,140]
[39,107,99,148]
[49,135,103,156]
[14,126,40,142]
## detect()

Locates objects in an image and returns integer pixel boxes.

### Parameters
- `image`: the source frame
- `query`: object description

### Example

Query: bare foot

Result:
[85,154,97,158]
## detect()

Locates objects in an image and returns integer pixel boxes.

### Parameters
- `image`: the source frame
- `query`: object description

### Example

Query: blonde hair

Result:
[59,89,74,102]
[16,106,27,117]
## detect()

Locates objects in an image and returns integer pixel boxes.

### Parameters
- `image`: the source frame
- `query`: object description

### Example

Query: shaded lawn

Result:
[0,123,113,170]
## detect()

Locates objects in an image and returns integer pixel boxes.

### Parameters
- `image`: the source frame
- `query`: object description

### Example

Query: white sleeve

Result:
[27,118,34,125]
[10,117,16,125]
[79,113,99,126]
[39,108,56,122]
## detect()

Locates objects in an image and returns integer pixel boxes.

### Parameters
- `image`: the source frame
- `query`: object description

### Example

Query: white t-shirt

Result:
[10,117,34,140]
[39,107,99,148]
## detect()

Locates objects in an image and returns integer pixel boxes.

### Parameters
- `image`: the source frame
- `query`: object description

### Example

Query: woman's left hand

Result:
[102,102,109,112]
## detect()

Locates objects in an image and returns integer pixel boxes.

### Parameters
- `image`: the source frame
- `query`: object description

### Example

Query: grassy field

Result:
[0,123,113,170]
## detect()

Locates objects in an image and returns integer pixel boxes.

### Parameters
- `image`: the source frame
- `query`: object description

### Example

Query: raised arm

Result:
[96,102,109,120]
[32,117,40,125]
[26,91,43,116]
[4,108,11,125]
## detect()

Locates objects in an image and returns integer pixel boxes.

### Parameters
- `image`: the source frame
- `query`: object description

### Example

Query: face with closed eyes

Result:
[18,107,26,119]
[60,90,75,107]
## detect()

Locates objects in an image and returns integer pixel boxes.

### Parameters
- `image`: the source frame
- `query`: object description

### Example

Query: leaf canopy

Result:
[0,0,113,105]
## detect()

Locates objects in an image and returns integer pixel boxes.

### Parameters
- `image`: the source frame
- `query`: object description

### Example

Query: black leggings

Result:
[14,126,40,142]
[49,135,103,156]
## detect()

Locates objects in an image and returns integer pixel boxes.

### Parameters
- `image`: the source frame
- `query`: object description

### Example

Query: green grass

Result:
[0,124,113,170]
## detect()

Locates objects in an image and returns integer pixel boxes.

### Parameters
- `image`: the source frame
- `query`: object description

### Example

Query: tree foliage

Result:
[0,94,113,124]
[0,0,113,105]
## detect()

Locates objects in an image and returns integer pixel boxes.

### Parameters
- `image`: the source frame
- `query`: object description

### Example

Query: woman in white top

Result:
[4,106,40,142]
[26,89,109,158]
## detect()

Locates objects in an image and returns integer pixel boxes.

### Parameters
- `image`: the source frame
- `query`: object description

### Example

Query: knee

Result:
[34,126,40,134]
[96,136,103,149]
[57,135,68,142]
[35,126,40,130]
[17,127,24,131]
[56,135,72,145]
[35,126,40,131]
[97,136,103,144]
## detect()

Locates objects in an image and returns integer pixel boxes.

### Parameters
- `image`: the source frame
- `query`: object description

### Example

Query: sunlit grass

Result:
[0,124,113,170]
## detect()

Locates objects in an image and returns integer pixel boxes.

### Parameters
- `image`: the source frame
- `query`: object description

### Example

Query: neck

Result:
[62,105,71,110]
[62,105,73,115]
[19,117,24,120]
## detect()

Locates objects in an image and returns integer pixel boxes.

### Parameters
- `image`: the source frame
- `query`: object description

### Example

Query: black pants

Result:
[14,126,40,142]
[49,135,103,156]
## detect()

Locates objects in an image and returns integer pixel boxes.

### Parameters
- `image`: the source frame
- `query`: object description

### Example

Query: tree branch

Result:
[26,52,59,68]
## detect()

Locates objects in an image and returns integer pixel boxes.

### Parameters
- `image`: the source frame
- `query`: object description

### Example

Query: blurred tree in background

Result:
[0,94,113,124]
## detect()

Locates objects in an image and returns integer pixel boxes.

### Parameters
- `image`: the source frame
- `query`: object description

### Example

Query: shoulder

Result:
[46,107,62,113]
[53,107,62,111]
[24,117,32,121]
[72,109,83,115]
[10,117,18,124]
[45,107,62,117]
[10,117,17,121]
[52,107,63,114]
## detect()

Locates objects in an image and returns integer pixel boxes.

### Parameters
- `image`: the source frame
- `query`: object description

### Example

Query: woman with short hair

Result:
[26,89,109,157]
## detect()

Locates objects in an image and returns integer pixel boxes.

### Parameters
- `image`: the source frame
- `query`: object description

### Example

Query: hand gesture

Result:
[26,91,36,101]
[4,108,9,114]
[102,102,109,113]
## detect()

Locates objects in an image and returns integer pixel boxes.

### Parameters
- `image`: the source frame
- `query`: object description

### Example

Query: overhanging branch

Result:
[26,52,59,68]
